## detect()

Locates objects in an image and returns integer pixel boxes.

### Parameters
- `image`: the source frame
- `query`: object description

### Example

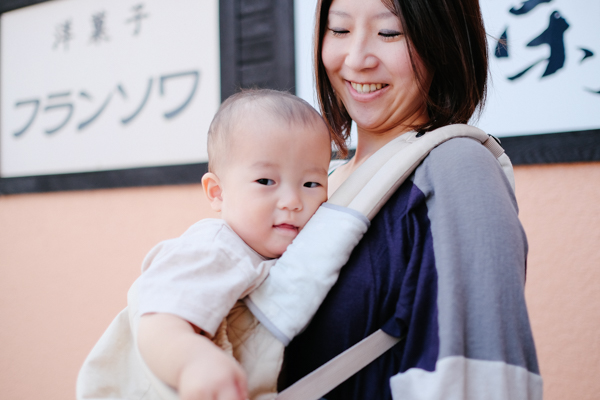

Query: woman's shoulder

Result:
[413,138,516,207]
[416,137,505,183]
[424,136,497,170]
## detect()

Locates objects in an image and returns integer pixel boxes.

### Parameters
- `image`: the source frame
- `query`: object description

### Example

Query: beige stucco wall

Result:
[516,162,600,399]
[1,162,599,399]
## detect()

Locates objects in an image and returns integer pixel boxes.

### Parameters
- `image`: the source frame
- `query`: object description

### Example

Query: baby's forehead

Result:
[229,100,325,141]
[234,101,284,126]
[235,98,318,125]
[208,92,330,175]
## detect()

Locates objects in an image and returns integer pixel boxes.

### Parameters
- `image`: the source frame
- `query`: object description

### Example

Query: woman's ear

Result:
[201,172,223,213]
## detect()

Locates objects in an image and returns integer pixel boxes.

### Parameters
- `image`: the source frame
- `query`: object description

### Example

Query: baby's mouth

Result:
[274,223,299,235]
[350,81,388,94]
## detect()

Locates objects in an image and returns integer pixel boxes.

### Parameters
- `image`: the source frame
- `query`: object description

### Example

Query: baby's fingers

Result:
[234,367,249,400]
[214,363,248,400]
[216,382,246,400]
[179,358,248,400]
[180,379,242,400]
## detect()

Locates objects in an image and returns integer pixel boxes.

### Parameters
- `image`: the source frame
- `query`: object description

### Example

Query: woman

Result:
[275,0,542,398]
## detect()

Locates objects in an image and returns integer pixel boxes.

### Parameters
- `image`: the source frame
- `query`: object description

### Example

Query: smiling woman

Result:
[246,0,543,399]
[315,0,488,161]
[321,0,428,150]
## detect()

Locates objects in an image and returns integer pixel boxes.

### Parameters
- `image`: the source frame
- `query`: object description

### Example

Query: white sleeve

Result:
[138,221,273,337]
[245,203,369,345]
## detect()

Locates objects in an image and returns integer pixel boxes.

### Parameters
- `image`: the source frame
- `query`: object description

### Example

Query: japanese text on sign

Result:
[1,0,220,178]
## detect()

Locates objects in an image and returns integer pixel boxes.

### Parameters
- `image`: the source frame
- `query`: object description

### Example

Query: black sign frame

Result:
[0,0,597,195]
[0,0,295,194]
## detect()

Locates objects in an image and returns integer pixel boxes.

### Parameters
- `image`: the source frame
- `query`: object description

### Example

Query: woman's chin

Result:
[350,112,388,133]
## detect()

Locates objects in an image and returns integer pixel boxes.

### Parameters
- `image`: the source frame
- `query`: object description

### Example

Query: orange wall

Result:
[0,184,217,399]
[516,163,600,399]
[1,162,599,399]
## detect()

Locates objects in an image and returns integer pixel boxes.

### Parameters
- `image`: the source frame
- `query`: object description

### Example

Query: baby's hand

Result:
[178,345,248,400]
[138,313,248,400]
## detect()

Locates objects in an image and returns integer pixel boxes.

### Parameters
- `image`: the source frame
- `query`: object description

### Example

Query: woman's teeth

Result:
[351,82,386,94]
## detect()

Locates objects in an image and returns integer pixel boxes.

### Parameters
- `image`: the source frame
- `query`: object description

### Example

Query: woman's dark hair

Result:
[315,0,489,158]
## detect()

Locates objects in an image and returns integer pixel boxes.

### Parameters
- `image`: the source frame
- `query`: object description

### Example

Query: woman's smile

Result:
[349,81,388,94]
[346,80,390,101]
[322,0,429,137]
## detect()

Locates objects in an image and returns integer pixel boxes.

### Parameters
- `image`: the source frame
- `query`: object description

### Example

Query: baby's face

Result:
[216,115,330,258]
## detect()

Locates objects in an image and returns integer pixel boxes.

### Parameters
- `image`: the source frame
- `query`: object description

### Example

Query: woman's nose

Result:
[344,34,378,71]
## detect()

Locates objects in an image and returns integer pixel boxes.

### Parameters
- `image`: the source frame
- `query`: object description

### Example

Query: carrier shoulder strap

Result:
[275,124,513,400]
[276,329,400,400]
[328,124,513,217]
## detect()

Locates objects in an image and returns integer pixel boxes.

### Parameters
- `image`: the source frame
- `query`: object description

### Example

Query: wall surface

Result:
[0,184,217,399]
[515,162,600,400]
[0,163,599,400]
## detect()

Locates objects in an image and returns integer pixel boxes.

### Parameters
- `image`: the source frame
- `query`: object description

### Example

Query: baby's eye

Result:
[303,182,321,188]
[256,178,275,186]
[379,29,402,39]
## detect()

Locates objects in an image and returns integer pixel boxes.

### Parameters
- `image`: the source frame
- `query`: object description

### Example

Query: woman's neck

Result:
[328,124,412,196]
[328,112,429,197]
[349,123,413,169]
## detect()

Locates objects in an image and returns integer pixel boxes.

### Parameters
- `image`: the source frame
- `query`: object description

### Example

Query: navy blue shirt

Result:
[277,138,540,399]
[278,177,438,399]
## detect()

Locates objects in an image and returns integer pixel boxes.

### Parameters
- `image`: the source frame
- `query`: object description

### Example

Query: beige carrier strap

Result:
[275,124,514,400]
[328,124,513,220]
[276,330,400,400]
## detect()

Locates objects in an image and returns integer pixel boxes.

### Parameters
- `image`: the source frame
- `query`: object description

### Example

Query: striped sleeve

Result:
[389,138,542,399]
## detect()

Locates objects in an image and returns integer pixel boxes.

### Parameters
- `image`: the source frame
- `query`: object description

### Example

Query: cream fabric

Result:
[77,206,369,400]
[137,219,274,337]
[248,124,513,343]
[389,356,543,400]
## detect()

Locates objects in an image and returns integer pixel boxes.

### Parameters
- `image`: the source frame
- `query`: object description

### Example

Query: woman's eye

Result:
[328,28,349,37]
[379,29,402,39]
[303,182,321,188]
[256,178,275,186]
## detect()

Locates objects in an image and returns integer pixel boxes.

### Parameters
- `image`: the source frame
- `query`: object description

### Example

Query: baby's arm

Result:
[137,313,247,400]
[246,203,370,344]
[134,221,273,400]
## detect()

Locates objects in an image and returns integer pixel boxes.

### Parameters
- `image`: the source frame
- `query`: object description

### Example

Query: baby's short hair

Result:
[207,89,328,173]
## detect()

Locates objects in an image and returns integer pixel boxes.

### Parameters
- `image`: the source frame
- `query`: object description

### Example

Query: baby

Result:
[77,89,369,400]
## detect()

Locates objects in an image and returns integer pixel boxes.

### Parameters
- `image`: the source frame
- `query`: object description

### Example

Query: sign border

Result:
[0,0,597,195]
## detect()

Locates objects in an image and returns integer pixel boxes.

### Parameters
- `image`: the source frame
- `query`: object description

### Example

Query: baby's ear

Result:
[201,172,223,212]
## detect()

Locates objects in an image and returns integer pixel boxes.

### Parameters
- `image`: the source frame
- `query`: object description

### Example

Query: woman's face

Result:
[322,0,429,135]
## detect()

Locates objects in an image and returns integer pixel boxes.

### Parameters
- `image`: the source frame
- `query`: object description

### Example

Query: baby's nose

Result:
[277,189,303,211]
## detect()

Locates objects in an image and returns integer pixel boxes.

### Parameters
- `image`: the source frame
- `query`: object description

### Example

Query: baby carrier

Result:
[77,124,513,400]
[272,124,513,400]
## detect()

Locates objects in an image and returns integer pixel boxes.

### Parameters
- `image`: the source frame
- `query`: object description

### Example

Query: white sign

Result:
[1,0,220,178]
[293,0,600,141]
[478,0,600,137]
